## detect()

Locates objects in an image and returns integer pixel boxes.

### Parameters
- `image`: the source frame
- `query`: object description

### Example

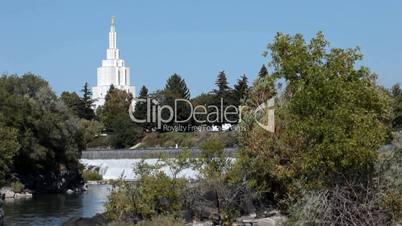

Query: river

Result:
[3,184,111,226]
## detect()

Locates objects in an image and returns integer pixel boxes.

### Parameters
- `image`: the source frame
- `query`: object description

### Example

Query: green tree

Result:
[213,71,234,127]
[214,71,230,97]
[258,64,269,78]
[390,84,402,130]
[80,82,95,120]
[164,74,190,99]
[79,119,104,147]
[100,86,133,130]
[236,32,391,208]
[159,74,192,130]
[134,86,154,131]
[0,73,85,176]
[0,126,20,185]
[60,91,82,117]
[110,113,143,149]
[99,86,142,148]
[191,93,216,126]
[233,74,249,106]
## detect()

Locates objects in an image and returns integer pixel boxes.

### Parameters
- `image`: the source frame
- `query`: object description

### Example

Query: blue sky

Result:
[0,0,401,96]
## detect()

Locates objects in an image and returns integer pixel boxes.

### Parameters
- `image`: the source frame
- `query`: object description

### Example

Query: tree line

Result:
[59,67,267,149]
[105,32,402,225]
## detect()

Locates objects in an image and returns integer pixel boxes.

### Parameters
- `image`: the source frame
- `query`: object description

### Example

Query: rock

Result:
[185,221,213,226]
[61,213,108,226]
[264,210,280,217]
[82,183,88,191]
[66,189,74,194]
[0,188,15,199]
[14,192,32,199]
[254,215,287,226]
[234,210,287,226]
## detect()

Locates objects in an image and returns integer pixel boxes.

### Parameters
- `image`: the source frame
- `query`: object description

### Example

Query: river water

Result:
[3,184,111,226]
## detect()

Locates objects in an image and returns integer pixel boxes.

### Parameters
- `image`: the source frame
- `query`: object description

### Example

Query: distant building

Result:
[92,16,135,108]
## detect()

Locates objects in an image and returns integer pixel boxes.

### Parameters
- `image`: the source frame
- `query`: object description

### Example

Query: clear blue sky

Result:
[0,0,401,96]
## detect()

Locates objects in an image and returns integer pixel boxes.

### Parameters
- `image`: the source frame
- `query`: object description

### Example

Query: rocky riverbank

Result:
[0,187,32,199]
[61,211,287,226]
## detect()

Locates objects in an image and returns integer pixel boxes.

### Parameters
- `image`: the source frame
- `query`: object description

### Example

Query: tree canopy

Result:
[0,74,85,177]
[237,32,391,208]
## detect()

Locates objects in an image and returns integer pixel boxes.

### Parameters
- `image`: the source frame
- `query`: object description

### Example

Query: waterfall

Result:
[80,159,198,180]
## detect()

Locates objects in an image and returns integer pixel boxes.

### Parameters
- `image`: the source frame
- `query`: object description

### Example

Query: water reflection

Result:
[3,184,111,226]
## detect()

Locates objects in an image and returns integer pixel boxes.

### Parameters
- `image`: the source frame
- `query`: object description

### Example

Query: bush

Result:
[106,153,191,222]
[135,215,184,226]
[288,185,393,226]
[82,169,103,181]
[10,181,24,193]
[288,132,402,225]
[108,215,184,226]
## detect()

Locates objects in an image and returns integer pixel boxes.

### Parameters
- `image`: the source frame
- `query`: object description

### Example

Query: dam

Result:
[80,148,237,180]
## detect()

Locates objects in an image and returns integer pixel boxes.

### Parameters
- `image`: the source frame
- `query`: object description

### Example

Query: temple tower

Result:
[92,16,135,108]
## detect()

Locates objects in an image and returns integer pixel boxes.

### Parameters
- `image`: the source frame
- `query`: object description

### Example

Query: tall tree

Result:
[159,74,192,130]
[215,71,230,97]
[80,82,95,120]
[164,74,190,99]
[391,83,402,130]
[134,86,154,131]
[233,74,249,105]
[100,87,133,130]
[213,71,233,127]
[0,73,85,178]
[99,87,142,148]
[258,64,269,78]
[237,32,391,206]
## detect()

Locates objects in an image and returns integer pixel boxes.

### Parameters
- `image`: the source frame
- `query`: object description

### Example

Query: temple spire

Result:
[109,16,116,49]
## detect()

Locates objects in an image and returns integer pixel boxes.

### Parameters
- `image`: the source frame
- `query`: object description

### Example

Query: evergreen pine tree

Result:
[134,86,152,131]
[215,71,230,97]
[161,74,191,130]
[164,73,190,99]
[233,74,249,105]
[391,83,402,130]
[258,64,269,78]
[213,71,234,127]
[80,82,95,120]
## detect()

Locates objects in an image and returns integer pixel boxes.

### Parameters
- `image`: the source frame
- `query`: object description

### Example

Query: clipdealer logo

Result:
[128,97,275,133]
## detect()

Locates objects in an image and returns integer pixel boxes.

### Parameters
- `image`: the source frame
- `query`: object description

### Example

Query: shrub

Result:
[288,185,393,226]
[288,132,402,225]
[135,215,184,226]
[106,152,191,222]
[108,215,184,226]
[82,169,103,181]
[10,181,24,193]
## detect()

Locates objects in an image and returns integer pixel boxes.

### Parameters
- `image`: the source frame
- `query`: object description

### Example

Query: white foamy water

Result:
[80,159,198,180]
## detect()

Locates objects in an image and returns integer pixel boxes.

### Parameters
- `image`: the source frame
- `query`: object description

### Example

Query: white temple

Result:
[92,16,135,108]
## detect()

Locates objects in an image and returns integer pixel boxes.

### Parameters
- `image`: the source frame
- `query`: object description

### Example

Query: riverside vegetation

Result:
[104,32,402,226]
[1,31,402,225]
